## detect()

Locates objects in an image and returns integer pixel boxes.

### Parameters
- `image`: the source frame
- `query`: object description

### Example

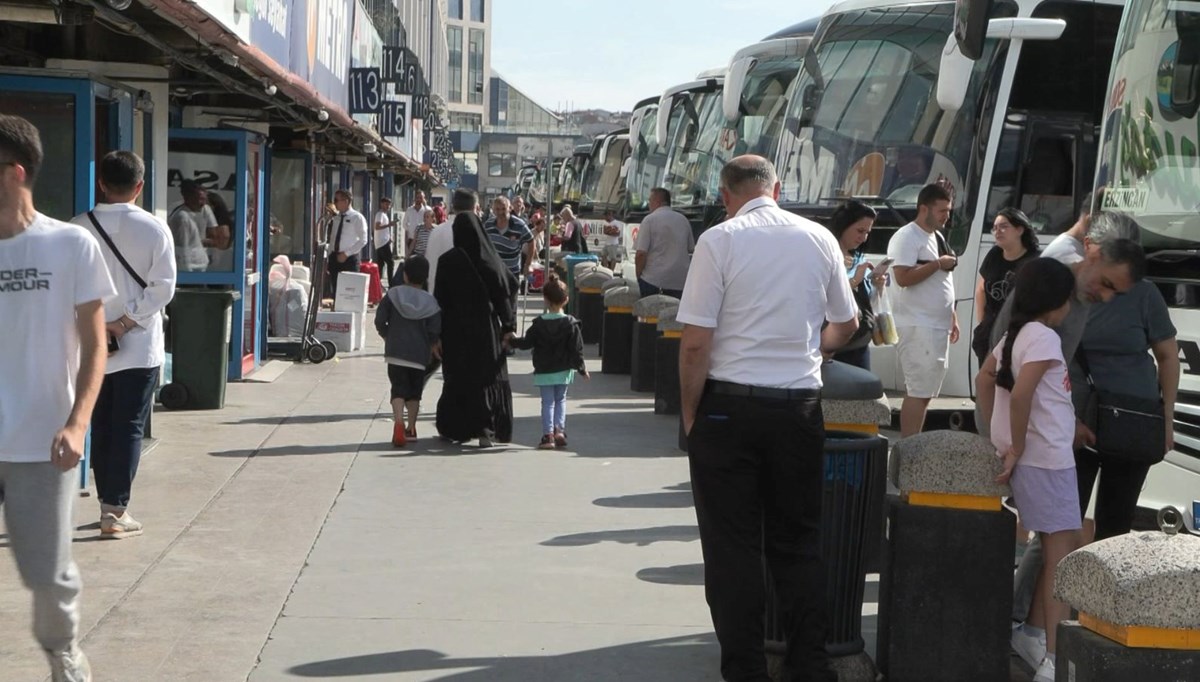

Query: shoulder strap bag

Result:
[1076,345,1166,464]
[87,211,171,344]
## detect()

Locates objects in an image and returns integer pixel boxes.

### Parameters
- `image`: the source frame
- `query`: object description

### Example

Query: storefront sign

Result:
[248,0,292,69]
[348,68,382,114]
[289,0,353,110]
[381,100,407,138]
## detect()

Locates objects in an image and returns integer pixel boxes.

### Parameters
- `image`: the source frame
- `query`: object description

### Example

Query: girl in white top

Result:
[976,257,1081,682]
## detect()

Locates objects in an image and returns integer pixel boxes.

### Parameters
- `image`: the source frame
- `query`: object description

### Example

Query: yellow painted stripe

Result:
[824,423,879,435]
[906,491,1002,511]
[607,306,633,313]
[661,330,682,339]
[1080,612,1200,650]
[638,316,660,324]
[579,287,603,294]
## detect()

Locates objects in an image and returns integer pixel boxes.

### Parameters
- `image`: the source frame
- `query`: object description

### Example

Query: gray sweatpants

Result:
[0,461,82,653]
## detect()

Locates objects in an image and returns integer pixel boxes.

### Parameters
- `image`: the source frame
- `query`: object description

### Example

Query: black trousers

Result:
[375,243,395,286]
[90,366,159,508]
[687,389,835,682]
[327,255,360,294]
[1075,447,1152,541]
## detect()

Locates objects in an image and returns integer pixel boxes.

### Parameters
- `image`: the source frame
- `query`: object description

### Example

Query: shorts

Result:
[601,244,625,262]
[1010,464,1082,534]
[387,364,427,401]
[895,325,950,398]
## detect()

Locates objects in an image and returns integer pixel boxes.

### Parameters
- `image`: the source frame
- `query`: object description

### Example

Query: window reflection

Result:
[269,156,306,258]
[6,92,76,220]
[168,140,238,272]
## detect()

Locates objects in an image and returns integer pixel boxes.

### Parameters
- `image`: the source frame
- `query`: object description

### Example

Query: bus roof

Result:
[762,15,820,40]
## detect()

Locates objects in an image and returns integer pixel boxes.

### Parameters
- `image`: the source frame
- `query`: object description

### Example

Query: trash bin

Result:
[576,270,613,345]
[159,288,240,410]
[601,286,638,374]
[654,306,682,415]
[631,294,678,393]
[563,254,599,316]
[764,430,889,657]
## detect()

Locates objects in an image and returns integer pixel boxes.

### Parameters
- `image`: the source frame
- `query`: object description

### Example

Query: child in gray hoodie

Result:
[375,256,441,446]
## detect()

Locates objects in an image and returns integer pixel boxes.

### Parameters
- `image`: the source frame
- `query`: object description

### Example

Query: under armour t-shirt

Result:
[0,214,116,463]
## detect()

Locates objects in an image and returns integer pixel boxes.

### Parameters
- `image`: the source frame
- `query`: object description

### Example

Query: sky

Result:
[491,0,833,113]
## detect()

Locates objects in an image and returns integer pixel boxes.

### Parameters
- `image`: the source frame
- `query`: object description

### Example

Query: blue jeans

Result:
[540,384,568,435]
[90,366,159,509]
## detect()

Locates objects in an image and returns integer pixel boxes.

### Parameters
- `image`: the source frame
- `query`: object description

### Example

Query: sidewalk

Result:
[1,303,722,681]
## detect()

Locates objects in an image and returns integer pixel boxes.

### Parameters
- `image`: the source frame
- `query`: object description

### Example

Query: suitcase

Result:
[358,262,384,304]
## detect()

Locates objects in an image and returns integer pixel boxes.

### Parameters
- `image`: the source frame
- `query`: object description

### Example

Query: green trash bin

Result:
[159,288,240,410]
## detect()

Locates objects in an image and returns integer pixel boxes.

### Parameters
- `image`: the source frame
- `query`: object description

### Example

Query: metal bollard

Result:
[600,286,638,375]
[631,294,678,393]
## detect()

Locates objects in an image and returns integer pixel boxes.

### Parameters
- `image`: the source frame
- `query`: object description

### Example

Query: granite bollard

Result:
[1053,512,1200,681]
[600,286,638,374]
[576,270,613,345]
[877,431,1015,682]
[631,294,678,393]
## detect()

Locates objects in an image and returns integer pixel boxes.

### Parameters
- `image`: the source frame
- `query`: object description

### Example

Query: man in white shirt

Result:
[373,196,395,285]
[677,155,857,682]
[424,189,476,298]
[326,188,369,292]
[887,183,960,437]
[600,209,626,269]
[72,151,176,539]
[402,190,432,257]
[167,179,214,272]
[635,188,694,298]
[0,114,116,682]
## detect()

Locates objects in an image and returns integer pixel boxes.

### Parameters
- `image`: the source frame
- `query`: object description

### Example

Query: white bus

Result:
[774,0,1125,423]
[1092,0,1200,529]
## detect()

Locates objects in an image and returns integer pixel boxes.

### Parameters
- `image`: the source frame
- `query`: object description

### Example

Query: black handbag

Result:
[1077,347,1167,464]
[841,280,875,351]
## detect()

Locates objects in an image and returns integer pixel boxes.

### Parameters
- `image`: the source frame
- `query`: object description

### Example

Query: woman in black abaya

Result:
[434,211,518,446]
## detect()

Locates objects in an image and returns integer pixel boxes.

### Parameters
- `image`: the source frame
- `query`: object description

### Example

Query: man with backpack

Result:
[73,150,176,539]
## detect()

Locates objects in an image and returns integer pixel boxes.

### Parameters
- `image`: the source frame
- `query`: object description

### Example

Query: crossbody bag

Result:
[1076,346,1166,464]
[86,211,171,343]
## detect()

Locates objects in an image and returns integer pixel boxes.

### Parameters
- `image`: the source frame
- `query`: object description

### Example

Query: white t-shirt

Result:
[167,204,215,272]
[72,203,177,373]
[677,197,857,390]
[424,220,455,297]
[0,214,117,463]
[603,219,625,247]
[1041,232,1085,265]
[403,205,433,242]
[989,321,1076,470]
[636,206,695,290]
[886,222,955,330]
[373,210,392,248]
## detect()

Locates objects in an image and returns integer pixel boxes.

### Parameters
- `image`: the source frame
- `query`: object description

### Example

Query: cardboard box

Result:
[334,272,369,314]
[353,311,367,351]
[314,311,357,353]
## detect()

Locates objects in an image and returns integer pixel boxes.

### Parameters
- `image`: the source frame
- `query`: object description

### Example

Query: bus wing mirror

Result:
[723,57,756,124]
[938,18,1067,112]
[656,95,674,148]
[796,83,822,129]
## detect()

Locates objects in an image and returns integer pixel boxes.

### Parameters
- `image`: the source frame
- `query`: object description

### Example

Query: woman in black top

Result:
[972,208,1039,365]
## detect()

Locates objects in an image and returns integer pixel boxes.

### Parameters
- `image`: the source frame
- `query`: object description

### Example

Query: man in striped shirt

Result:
[484,197,534,323]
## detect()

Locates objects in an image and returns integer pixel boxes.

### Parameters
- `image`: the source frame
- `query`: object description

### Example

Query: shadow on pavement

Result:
[542,525,699,547]
[285,633,718,679]
[593,491,694,509]
[207,441,395,457]
[636,563,705,586]
[223,413,381,426]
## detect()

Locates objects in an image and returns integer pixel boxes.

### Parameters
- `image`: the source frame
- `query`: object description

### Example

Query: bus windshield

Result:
[1097,0,1200,252]
[662,89,724,209]
[777,3,1000,222]
[626,104,665,213]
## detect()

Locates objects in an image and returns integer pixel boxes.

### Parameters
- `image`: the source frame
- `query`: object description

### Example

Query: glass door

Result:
[243,142,263,377]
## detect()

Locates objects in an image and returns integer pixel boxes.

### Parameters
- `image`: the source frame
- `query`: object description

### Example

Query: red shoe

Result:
[392,423,407,447]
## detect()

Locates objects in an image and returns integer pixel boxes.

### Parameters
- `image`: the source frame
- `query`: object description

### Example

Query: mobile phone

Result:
[874,257,895,276]
[107,333,120,355]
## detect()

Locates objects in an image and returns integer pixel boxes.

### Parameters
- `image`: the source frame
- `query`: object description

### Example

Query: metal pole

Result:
[544,152,553,314]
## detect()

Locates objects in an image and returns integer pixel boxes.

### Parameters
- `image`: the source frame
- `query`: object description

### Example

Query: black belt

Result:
[706,380,819,401]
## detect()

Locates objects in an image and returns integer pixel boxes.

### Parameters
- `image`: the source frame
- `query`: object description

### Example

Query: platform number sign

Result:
[413,95,429,120]
[348,68,381,114]
[381,100,407,138]
[382,47,405,83]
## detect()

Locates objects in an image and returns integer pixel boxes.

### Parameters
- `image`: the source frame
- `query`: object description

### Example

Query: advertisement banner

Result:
[289,0,353,110]
[248,0,292,69]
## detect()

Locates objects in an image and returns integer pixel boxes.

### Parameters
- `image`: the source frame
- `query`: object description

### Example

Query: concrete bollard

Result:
[877,431,1015,682]
[654,306,683,415]
[576,270,613,345]
[1053,510,1200,681]
[600,286,638,375]
[631,295,678,393]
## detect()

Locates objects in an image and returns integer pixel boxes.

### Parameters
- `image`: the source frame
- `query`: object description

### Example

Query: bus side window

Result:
[1019,137,1076,235]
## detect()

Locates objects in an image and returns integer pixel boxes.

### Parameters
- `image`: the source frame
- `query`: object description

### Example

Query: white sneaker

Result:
[100,511,144,539]
[1011,625,1047,670]
[1033,656,1055,682]
[47,646,92,682]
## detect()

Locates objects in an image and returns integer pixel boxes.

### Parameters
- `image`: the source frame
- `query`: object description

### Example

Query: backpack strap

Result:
[87,211,147,289]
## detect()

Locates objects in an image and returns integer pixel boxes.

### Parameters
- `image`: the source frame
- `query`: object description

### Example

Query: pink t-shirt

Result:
[990,321,1076,470]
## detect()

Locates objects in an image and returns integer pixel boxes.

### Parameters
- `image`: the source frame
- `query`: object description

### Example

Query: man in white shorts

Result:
[599,209,625,269]
[887,183,960,437]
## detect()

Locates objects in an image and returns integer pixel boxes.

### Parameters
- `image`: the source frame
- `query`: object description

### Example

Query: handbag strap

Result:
[87,211,147,289]
[1073,344,1096,387]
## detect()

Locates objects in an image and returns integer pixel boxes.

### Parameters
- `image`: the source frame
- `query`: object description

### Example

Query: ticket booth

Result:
[167,129,267,380]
